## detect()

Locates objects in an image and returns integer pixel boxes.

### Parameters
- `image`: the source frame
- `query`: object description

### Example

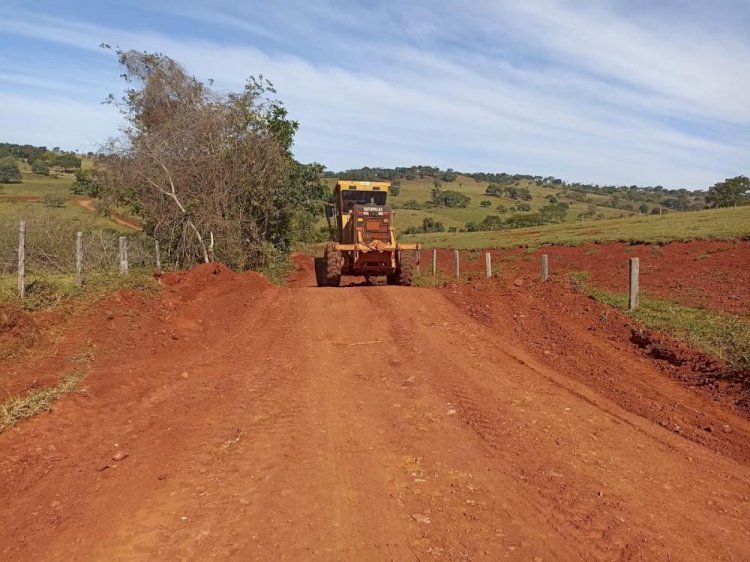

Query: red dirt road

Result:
[1,261,749,560]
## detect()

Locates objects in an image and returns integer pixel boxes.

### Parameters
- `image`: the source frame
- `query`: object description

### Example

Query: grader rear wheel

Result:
[324,242,342,287]
[397,251,416,286]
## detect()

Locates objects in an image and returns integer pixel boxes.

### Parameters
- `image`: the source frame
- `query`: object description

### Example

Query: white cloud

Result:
[0,0,747,188]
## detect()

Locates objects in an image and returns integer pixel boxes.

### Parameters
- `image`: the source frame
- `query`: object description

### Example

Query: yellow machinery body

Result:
[317,180,420,286]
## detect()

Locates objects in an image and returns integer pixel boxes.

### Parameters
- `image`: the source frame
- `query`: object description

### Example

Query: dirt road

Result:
[1,261,749,560]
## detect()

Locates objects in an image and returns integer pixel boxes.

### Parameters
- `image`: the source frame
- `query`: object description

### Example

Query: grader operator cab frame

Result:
[316,180,420,287]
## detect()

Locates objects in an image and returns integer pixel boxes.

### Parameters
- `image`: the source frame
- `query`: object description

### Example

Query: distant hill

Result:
[325,167,706,234]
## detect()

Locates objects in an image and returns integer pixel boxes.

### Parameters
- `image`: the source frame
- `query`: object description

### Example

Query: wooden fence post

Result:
[485,252,492,278]
[119,236,128,276]
[209,231,215,262]
[155,240,162,273]
[416,249,420,273]
[629,257,640,310]
[432,249,437,276]
[454,250,460,278]
[541,254,549,281]
[18,220,25,298]
[75,231,83,288]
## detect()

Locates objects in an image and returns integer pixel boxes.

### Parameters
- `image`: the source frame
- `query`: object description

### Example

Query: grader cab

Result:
[316,180,420,286]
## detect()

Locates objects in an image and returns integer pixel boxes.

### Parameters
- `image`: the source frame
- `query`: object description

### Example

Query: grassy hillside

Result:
[326,174,653,232]
[401,206,750,249]
[0,159,132,232]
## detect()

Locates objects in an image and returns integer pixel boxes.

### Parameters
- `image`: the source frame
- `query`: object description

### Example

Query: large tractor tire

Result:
[396,251,416,286]
[324,242,342,287]
[314,257,328,287]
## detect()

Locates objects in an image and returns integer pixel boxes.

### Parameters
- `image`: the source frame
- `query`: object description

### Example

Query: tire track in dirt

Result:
[361,287,750,560]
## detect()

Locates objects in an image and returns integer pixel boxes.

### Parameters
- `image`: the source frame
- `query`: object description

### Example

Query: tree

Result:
[705,176,750,209]
[540,203,568,223]
[31,160,50,175]
[431,189,470,208]
[485,183,503,197]
[0,157,22,183]
[53,153,82,171]
[389,181,400,196]
[480,199,491,207]
[516,202,532,212]
[71,169,103,198]
[638,203,649,214]
[94,49,328,269]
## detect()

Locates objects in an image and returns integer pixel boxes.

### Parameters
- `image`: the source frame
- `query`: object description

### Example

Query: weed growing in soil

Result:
[0,270,160,311]
[0,371,84,433]
[588,289,750,372]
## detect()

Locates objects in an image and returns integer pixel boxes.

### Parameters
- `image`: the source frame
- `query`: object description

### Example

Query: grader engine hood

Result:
[354,205,392,245]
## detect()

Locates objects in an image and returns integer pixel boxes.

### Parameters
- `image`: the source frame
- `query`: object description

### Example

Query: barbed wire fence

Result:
[3,217,159,300]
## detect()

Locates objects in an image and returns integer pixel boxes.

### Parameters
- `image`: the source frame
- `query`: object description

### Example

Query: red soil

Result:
[431,240,750,317]
[0,257,749,560]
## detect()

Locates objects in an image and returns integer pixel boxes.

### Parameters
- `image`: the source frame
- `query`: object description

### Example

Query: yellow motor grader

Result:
[316,180,420,286]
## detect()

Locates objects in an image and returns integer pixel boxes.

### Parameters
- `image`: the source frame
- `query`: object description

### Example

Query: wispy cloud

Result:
[0,0,747,188]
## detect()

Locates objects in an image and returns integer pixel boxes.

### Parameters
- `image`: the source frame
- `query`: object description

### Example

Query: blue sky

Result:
[1,0,748,188]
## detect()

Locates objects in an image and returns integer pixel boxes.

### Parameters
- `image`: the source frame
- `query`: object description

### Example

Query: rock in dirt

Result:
[513,278,524,287]
[112,451,129,462]
[411,513,431,524]
[180,371,189,379]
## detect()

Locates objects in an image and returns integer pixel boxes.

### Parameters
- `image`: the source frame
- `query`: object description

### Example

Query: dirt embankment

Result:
[0,257,749,560]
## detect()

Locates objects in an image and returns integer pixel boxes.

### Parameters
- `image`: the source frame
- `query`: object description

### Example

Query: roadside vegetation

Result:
[0,371,84,433]
[568,271,750,373]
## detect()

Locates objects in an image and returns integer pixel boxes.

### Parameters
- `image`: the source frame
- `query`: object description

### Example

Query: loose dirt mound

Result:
[0,303,38,357]
[163,262,271,301]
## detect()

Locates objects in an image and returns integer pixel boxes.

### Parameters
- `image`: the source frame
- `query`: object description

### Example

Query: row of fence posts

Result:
[423,247,640,311]
[15,220,165,298]
[16,219,642,310]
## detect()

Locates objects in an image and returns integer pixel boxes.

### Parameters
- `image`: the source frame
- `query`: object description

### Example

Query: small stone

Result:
[513,278,523,287]
[180,371,189,379]
[112,451,129,462]
[411,513,431,524]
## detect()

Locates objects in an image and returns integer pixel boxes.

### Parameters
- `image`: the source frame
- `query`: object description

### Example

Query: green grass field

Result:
[0,163,132,232]
[401,206,750,249]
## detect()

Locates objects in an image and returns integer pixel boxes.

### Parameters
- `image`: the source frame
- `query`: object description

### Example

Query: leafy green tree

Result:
[432,189,470,208]
[540,203,568,223]
[53,153,82,171]
[516,202,532,212]
[506,212,544,228]
[705,176,750,209]
[422,217,445,233]
[480,199,491,207]
[31,160,50,175]
[72,169,103,197]
[389,182,401,196]
[0,157,22,183]
[638,203,649,214]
